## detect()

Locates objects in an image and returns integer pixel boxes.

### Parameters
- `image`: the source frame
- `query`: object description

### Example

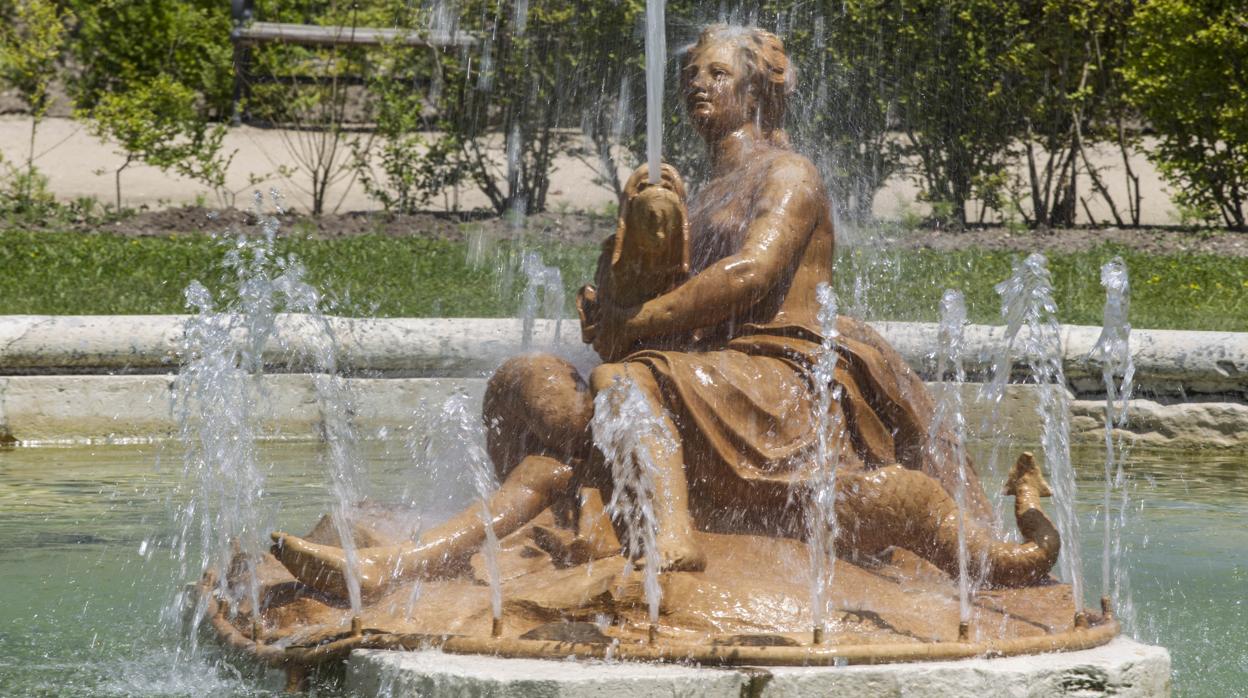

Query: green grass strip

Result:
[1,230,1245,331]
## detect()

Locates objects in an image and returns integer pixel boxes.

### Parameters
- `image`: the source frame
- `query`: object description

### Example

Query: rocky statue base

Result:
[203,502,1120,689]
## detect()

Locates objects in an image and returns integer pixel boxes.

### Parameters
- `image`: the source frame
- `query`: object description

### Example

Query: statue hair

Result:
[684,25,796,149]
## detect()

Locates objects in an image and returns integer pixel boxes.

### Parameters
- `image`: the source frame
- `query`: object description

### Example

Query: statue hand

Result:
[590,300,637,363]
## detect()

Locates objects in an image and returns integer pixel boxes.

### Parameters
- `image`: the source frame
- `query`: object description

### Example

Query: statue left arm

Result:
[598,156,820,353]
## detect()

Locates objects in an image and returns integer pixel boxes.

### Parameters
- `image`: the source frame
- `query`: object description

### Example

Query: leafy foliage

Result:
[0,0,69,120]
[65,0,234,118]
[0,0,1242,232]
[1122,0,1248,229]
[887,0,1033,227]
[417,0,645,215]
[353,37,467,213]
[83,75,234,209]
[0,0,71,212]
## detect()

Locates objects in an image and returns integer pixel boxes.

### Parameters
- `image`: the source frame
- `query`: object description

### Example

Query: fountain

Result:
[187,23,1143,694]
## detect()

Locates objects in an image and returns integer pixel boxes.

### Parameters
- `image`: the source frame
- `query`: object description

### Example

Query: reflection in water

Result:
[0,441,1243,696]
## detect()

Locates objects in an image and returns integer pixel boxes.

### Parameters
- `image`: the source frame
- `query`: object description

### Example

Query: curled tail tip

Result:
[1004,452,1053,498]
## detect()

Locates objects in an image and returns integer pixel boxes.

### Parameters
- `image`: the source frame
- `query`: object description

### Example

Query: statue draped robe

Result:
[599,150,991,525]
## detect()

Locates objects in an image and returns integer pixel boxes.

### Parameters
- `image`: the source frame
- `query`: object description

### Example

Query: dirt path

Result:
[3,112,1236,257]
[3,115,1187,226]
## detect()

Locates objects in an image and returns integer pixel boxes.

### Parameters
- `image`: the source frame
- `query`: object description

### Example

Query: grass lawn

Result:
[1,230,1245,331]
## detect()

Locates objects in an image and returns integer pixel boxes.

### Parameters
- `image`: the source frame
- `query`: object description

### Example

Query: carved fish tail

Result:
[834,459,1060,588]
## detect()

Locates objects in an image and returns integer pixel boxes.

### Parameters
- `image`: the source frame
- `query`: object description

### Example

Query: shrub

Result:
[889,0,1032,228]
[353,38,467,213]
[772,0,904,225]
[1122,0,1248,229]
[83,75,234,209]
[425,0,644,215]
[0,0,71,212]
[66,1,234,118]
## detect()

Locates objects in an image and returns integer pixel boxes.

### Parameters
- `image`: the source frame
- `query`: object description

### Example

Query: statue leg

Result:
[272,455,574,600]
[272,354,593,600]
[590,361,706,572]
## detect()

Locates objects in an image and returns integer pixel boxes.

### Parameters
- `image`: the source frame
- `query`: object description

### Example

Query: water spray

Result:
[645,0,666,184]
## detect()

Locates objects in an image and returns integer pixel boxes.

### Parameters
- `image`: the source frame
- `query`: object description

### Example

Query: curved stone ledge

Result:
[872,321,1248,398]
[345,637,1171,697]
[0,315,588,377]
[4,375,1245,450]
[2,316,1245,396]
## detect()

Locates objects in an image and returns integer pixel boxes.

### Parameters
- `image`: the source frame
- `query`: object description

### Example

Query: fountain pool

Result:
[0,440,1242,696]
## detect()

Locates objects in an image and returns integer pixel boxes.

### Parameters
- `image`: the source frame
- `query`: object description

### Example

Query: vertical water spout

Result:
[593,377,673,632]
[173,193,285,647]
[429,395,502,628]
[807,282,843,642]
[519,251,564,349]
[1089,257,1134,610]
[987,253,1085,617]
[930,289,972,630]
[645,0,666,183]
[176,280,269,638]
[274,259,368,615]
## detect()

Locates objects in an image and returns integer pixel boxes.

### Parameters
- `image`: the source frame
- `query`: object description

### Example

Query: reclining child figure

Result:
[271,25,1061,601]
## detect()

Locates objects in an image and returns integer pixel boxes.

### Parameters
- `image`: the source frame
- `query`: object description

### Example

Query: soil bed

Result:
[62,205,1248,258]
[82,206,615,247]
[887,225,1248,258]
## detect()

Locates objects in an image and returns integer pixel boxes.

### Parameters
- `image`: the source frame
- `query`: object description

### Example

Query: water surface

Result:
[0,442,1242,696]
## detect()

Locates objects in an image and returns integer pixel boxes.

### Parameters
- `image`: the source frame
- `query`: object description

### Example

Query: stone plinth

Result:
[346,637,1170,697]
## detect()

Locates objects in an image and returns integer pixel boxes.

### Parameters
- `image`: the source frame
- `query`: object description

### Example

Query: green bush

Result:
[1122,0,1248,229]
[0,0,71,213]
[424,0,644,215]
[83,75,234,210]
[65,0,234,119]
[889,0,1033,228]
[353,38,467,214]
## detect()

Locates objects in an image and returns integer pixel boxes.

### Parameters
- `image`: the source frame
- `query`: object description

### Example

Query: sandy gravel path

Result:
[0,115,1180,226]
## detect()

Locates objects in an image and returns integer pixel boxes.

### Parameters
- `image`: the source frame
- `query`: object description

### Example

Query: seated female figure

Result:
[271,26,1059,600]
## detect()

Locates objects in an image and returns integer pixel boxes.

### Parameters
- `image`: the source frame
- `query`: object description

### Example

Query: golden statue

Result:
[203,26,1114,685]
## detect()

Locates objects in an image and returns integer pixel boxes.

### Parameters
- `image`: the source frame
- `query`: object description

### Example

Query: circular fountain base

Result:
[207,509,1130,676]
[345,637,1170,697]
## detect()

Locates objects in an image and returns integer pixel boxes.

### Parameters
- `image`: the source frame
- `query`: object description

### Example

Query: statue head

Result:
[681,25,795,147]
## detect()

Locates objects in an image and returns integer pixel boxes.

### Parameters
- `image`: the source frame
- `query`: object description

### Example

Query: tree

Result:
[354,37,468,214]
[778,0,905,225]
[1122,0,1248,229]
[84,75,234,210]
[0,0,71,210]
[889,0,1033,227]
[424,0,644,216]
[1005,0,1142,229]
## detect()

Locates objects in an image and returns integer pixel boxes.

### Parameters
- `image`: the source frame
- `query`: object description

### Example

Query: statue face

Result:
[682,40,754,140]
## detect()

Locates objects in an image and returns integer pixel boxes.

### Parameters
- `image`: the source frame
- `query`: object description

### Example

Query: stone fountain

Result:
[199,24,1145,695]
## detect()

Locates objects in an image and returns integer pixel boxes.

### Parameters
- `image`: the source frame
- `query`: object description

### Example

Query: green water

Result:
[0,442,1244,696]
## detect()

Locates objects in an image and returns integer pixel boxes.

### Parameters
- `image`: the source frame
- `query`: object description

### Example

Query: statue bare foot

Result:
[270,531,393,601]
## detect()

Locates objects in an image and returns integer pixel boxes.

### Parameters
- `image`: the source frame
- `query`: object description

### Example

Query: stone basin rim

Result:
[196,575,1120,671]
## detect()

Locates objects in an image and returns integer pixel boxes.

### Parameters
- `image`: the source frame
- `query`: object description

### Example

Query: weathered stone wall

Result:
[2,315,1244,448]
